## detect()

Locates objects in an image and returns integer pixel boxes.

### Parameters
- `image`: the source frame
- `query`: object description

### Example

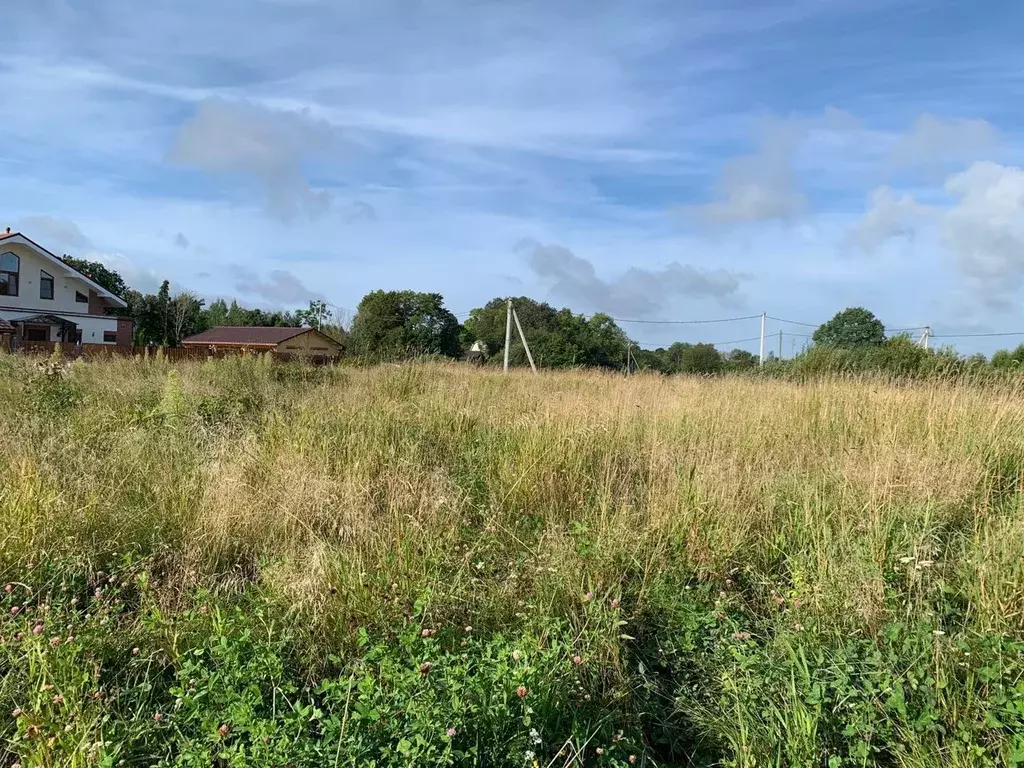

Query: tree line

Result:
[63,255,1024,375]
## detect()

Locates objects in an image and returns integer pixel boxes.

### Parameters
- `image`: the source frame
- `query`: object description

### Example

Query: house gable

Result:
[0,231,127,309]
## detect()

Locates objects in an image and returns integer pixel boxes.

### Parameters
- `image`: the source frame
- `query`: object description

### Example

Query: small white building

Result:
[0,228,131,346]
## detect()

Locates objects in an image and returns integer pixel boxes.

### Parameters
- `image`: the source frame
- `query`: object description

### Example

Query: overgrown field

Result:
[1,353,1023,767]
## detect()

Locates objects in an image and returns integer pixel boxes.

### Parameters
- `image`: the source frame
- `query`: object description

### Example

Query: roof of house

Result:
[182,326,327,347]
[0,228,128,308]
[0,318,13,333]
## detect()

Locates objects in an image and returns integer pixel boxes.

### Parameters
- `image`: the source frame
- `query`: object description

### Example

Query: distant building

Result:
[182,326,343,360]
[0,228,132,346]
[465,340,488,363]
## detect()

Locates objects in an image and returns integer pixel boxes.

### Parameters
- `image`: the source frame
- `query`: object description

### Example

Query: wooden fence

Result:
[9,341,338,366]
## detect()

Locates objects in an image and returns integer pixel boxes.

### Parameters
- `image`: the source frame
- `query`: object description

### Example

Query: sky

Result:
[3,0,1024,354]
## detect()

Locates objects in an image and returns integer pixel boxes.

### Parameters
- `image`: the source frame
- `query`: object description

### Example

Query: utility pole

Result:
[625,340,631,375]
[759,312,767,366]
[778,329,782,360]
[511,305,537,374]
[917,326,931,351]
[503,298,512,373]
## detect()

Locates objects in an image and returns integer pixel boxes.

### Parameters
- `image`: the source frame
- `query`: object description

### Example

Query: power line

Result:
[766,315,818,328]
[631,336,762,348]
[607,314,762,325]
[932,331,1024,339]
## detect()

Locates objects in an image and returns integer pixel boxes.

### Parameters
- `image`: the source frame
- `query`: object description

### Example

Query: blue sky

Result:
[3,0,1024,353]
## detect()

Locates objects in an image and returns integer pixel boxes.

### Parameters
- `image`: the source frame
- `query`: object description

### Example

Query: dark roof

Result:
[182,326,314,346]
[0,318,12,332]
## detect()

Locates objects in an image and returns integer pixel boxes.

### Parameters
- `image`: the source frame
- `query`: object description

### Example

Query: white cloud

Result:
[693,109,859,225]
[88,250,167,295]
[168,98,333,221]
[517,238,742,316]
[845,186,929,252]
[229,265,322,306]
[15,215,93,250]
[942,161,1024,304]
[891,114,1000,171]
[344,201,377,223]
[694,118,807,224]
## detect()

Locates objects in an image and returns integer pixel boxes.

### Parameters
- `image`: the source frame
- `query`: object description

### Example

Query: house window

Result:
[0,252,18,297]
[75,291,88,304]
[103,330,117,343]
[24,326,48,342]
[40,270,54,300]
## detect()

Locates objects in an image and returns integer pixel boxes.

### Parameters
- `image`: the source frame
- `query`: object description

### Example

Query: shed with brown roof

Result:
[182,326,343,360]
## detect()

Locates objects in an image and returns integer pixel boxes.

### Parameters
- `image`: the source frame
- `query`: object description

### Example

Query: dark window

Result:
[40,270,54,300]
[75,291,88,304]
[103,330,117,343]
[0,252,18,297]
[24,326,48,342]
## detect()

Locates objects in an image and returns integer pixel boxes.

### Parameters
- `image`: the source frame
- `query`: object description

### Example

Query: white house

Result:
[0,228,131,346]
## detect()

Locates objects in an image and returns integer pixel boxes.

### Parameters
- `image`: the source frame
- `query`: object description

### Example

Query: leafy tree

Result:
[677,343,724,374]
[295,300,329,330]
[350,290,461,358]
[724,349,758,372]
[463,298,631,369]
[169,292,206,345]
[59,255,128,298]
[813,307,886,349]
[156,280,171,346]
[991,343,1024,370]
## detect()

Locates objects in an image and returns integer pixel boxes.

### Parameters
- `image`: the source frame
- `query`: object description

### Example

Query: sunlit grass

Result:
[1,352,1023,765]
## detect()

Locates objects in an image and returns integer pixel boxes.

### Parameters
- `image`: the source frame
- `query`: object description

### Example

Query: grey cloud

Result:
[230,265,322,305]
[344,201,377,223]
[691,109,861,226]
[517,239,741,316]
[168,97,332,221]
[695,117,807,225]
[173,232,190,249]
[941,161,1024,305]
[845,186,929,252]
[16,215,92,250]
[891,114,1000,171]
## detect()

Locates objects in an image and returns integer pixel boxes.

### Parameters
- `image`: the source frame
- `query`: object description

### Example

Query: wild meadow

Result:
[1,351,1023,767]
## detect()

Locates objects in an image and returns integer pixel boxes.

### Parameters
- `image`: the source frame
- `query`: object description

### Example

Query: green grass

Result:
[1,351,1023,766]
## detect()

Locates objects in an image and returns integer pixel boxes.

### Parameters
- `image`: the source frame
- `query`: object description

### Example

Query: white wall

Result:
[0,310,119,344]
[0,242,100,314]
[0,241,122,344]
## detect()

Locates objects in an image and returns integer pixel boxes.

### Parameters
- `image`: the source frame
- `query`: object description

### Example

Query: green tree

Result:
[724,348,758,372]
[169,292,206,345]
[296,300,329,330]
[350,290,461,358]
[463,298,630,369]
[812,307,886,349]
[59,255,128,298]
[156,280,171,345]
[677,343,724,374]
[991,343,1024,370]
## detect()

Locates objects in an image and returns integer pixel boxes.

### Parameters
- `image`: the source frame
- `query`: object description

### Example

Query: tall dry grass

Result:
[2,356,1022,636]
[2,353,1023,764]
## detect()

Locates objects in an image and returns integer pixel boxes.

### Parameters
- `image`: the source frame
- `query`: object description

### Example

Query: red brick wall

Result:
[116,318,134,347]
[88,290,105,316]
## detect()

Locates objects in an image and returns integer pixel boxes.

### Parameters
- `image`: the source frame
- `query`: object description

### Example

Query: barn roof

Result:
[182,326,311,347]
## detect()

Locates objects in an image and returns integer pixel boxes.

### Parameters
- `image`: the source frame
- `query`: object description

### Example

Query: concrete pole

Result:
[759,312,767,366]
[511,307,537,374]
[503,299,513,372]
